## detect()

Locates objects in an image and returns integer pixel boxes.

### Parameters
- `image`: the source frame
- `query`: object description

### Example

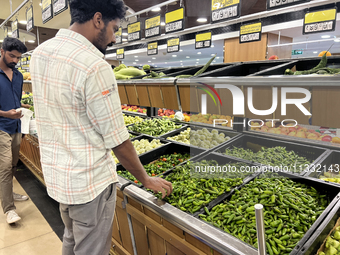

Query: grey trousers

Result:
[0,130,22,214]
[60,183,117,255]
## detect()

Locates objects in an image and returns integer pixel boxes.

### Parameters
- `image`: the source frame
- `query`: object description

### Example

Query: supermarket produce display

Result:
[128,118,182,137]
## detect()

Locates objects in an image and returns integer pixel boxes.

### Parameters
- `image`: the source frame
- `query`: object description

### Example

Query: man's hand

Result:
[21,104,31,109]
[142,177,173,199]
[2,109,23,119]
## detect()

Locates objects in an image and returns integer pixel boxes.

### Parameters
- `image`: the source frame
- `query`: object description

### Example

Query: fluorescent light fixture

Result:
[180,49,183,52]
[211,54,215,56]
[186,56,190,58]
[172,55,177,57]
[152,63,155,65]
[39,3,42,6]
[313,51,318,53]
[152,57,156,59]
[321,35,330,39]
[335,39,340,42]
[135,59,139,62]
[268,38,337,48]
[180,60,183,62]
[211,45,215,48]
[7,32,12,35]
[196,59,199,61]
[19,20,27,25]
[122,32,128,36]
[148,60,151,62]
[161,22,165,26]
[155,65,157,67]
[197,52,201,54]
[152,7,161,12]
[165,62,167,64]
[216,57,220,59]
[197,18,207,23]
[133,62,137,64]
[28,40,35,43]
[134,56,138,58]
[122,39,127,41]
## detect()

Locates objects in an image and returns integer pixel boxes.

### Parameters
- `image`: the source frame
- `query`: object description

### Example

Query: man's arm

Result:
[21,104,31,109]
[112,140,173,198]
[0,109,22,119]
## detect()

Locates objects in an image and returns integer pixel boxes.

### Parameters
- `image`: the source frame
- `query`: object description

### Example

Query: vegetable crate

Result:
[160,124,241,151]
[304,150,340,181]
[296,197,340,255]
[213,134,329,176]
[116,142,205,188]
[199,171,340,255]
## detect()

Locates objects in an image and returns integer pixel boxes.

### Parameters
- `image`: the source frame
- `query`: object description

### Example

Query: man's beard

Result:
[94,27,111,55]
[3,55,16,69]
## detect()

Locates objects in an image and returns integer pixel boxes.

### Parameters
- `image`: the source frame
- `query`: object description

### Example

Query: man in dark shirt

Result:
[0,37,30,224]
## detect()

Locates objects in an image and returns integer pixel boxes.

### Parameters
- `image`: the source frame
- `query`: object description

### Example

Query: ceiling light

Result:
[39,3,42,6]
[122,32,128,36]
[135,59,139,61]
[334,39,340,42]
[151,7,161,12]
[180,49,183,52]
[155,65,157,67]
[161,22,165,26]
[196,59,199,61]
[216,57,220,59]
[313,51,318,54]
[186,56,190,58]
[133,62,137,64]
[7,32,12,36]
[197,52,201,54]
[211,54,215,56]
[211,45,215,48]
[122,39,127,41]
[165,62,167,64]
[148,60,151,62]
[152,63,155,65]
[213,61,216,63]
[19,20,27,25]
[152,57,156,59]
[197,18,207,23]
[0,40,3,43]
[321,35,330,39]
[28,40,35,43]
[172,55,177,57]
[122,61,124,63]
[134,56,138,58]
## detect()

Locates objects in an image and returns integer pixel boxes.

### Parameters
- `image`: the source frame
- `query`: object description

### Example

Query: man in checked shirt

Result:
[30,0,172,254]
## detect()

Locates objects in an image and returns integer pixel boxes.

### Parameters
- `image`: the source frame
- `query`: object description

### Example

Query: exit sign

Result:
[292,49,303,55]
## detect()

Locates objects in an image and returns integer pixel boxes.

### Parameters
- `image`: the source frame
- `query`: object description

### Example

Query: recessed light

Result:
[196,59,199,61]
[152,63,155,65]
[7,32,12,36]
[161,22,165,26]
[322,35,330,39]
[313,51,318,54]
[39,3,42,6]
[122,39,127,41]
[152,57,156,59]
[213,60,216,63]
[165,62,167,64]
[180,60,183,62]
[186,56,190,58]
[155,65,157,67]
[28,40,35,43]
[196,62,199,64]
[216,57,220,59]
[135,59,139,62]
[19,20,27,25]
[172,55,177,57]
[134,56,138,58]
[197,52,201,54]
[122,32,128,36]
[133,62,137,64]
[334,39,340,42]
[152,7,161,12]
[211,54,215,56]
[211,45,215,48]
[197,18,207,23]
[180,49,183,52]
[148,61,151,62]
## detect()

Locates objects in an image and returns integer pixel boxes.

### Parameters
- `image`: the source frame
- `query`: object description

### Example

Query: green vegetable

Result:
[194,54,216,76]
[123,114,144,125]
[113,64,127,73]
[128,118,182,136]
[143,65,150,71]
[115,68,146,77]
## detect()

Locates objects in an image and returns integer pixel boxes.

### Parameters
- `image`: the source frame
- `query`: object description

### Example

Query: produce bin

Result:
[292,56,340,71]
[304,150,340,181]
[130,66,199,79]
[296,199,340,255]
[213,134,329,176]
[116,142,205,187]
[160,124,241,151]
[199,171,340,255]
[197,59,296,77]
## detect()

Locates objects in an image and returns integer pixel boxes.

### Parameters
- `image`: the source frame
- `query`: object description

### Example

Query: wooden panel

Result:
[125,85,139,106]
[276,87,311,125]
[116,189,124,199]
[118,85,129,105]
[111,238,131,255]
[161,86,180,110]
[162,219,184,239]
[115,206,134,254]
[148,229,166,255]
[127,197,143,212]
[23,82,32,93]
[185,233,212,254]
[144,208,162,224]
[244,86,274,120]
[116,196,123,209]
[112,212,122,245]
[224,34,268,63]
[166,241,185,255]
[267,33,293,59]
[178,85,198,112]
[312,87,340,128]
[213,250,224,255]
[126,204,206,255]
[136,85,151,107]
[218,87,243,117]
[147,85,164,108]
[131,217,149,255]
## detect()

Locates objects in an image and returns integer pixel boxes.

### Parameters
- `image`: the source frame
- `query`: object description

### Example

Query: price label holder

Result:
[42,0,53,24]
[239,22,262,43]
[11,19,19,39]
[211,0,241,23]
[195,32,212,49]
[115,27,122,44]
[165,7,184,34]
[26,5,34,32]
[116,48,124,60]
[128,21,141,42]
[303,8,337,35]
[167,37,180,53]
[145,15,161,38]
[147,42,158,56]
[53,0,68,16]
[267,0,310,10]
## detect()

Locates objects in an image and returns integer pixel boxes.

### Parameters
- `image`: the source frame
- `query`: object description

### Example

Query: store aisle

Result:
[0,177,62,255]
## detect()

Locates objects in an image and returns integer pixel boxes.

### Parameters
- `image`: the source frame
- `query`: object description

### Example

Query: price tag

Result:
[195,32,212,49]
[115,27,122,44]
[303,8,337,34]
[165,7,184,34]
[145,15,161,38]
[211,0,240,23]
[53,0,68,16]
[42,0,53,24]
[127,21,141,42]
[26,5,34,32]
[147,42,158,56]
[167,37,180,53]
[267,0,310,10]
[239,22,262,43]
[116,48,124,60]
[11,20,19,39]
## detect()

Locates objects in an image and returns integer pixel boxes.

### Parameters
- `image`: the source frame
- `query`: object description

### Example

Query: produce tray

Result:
[117,142,205,187]
[213,134,329,176]
[296,198,340,255]
[160,124,241,151]
[122,111,147,117]
[170,63,236,78]
[304,150,340,181]
[201,171,340,255]
[250,60,298,76]
[197,59,294,77]
[130,66,198,79]
[292,56,340,71]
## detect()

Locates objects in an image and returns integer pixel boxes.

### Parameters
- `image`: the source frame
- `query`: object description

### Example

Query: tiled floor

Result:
[0,178,62,254]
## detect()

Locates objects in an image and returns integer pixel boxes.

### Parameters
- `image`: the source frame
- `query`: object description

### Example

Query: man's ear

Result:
[93,12,104,29]
[0,48,4,57]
